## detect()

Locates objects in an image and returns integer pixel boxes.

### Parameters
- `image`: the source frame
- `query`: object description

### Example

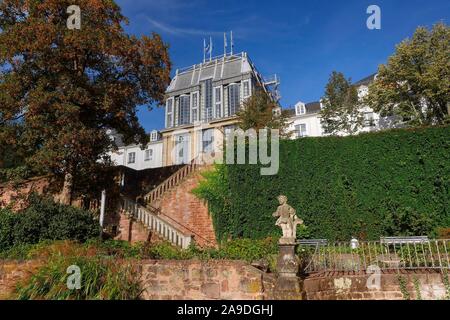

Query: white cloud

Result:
[147,17,224,37]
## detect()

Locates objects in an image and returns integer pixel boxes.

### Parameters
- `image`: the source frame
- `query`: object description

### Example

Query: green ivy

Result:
[195,126,450,241]
[398,275,411,300]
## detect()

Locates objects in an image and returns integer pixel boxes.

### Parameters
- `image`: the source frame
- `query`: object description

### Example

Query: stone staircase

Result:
[121,196,193,249]
[120,157,216,248]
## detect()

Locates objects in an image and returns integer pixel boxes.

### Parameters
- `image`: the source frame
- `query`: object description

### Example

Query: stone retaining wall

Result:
[1,258,448,300]
[303,270,448,300]
[139,260,276,300]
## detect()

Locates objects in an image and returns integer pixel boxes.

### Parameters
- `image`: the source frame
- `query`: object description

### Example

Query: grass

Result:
[10,241,142,300]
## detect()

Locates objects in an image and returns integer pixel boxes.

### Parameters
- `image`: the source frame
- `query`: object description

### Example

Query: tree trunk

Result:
[60,172,73,205]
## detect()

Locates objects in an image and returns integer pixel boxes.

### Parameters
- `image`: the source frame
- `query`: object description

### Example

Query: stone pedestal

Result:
[274,243,304,300]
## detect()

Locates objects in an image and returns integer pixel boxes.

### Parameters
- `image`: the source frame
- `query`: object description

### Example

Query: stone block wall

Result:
[0,177,50,210]
[303,271,448,300]
[139,260,275,300]
[1,258,448,300]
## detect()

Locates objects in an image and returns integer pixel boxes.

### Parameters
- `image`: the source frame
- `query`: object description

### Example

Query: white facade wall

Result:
[287,82,400,139]
[288,114,324,138]
[109,141,163,170]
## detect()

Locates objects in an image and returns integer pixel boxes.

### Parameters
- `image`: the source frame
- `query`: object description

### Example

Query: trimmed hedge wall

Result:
[195,126,450,241]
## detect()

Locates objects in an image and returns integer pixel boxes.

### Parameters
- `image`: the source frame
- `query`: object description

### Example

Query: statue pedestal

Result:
[274,242,304,300]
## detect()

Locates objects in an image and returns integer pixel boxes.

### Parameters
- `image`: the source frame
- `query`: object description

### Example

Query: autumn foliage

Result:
[0,0,171,202]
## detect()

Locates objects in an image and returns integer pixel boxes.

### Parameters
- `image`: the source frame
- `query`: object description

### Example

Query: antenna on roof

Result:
[203,38,206,63]
[209,36,213,61]
[223,32,227,57]
[230,31,234,55]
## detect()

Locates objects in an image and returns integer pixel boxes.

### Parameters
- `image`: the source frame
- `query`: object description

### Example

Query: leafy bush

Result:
[213,238,278,262]
[0,210,19,251]
[0,166,32,184]
[86,238,279,263]
[0,194,100,251]
[195,126,450,241]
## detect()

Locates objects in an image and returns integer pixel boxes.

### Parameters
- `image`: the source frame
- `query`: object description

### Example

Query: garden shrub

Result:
[0,194,100,251]
[87,238,278,263]
[195,126,450,241]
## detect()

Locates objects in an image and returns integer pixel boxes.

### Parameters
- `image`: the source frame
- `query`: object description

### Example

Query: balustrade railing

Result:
[143,158,199,204]
[122,197,193,249]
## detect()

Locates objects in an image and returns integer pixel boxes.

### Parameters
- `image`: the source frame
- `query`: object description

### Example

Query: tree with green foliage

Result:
[0,0,171,204]
[237,89,291,137]
[366,22,450,126]
[320,71,363,135]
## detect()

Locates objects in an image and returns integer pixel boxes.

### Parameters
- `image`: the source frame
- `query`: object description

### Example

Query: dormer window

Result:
[150,130,159,142]
[295,102,306,115]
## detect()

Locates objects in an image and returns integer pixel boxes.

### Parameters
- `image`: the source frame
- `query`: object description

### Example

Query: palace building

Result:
[108,50,279,170]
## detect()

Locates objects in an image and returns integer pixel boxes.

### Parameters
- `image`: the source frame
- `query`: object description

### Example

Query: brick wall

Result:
[0,177,50,210]
[140,260,275,300]
[115,211,151,242]
[304,271,448,300]
[156,169,217,247]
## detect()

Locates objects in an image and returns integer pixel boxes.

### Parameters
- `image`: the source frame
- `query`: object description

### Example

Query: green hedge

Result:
[195,126,450,241]
[0,195,100,251]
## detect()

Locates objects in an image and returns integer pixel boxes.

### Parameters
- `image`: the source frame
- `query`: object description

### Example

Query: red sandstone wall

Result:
[0,259,274,300]
[303,271,448,300]
[115,211,150,242]
[156,169,217,247]
[140,260,275,300]
[0,177,50,210]
[1,258,447,300]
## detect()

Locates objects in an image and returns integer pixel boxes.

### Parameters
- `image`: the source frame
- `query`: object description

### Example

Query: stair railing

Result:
[143,157,200,204]
[122,196,193,249]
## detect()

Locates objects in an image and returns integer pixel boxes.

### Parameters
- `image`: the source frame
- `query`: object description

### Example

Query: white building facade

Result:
[106,51,278,171]
[287,73,399,138]
[108,130,163,170]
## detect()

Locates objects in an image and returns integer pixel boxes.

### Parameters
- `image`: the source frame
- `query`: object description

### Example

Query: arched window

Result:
[295,103,306,115]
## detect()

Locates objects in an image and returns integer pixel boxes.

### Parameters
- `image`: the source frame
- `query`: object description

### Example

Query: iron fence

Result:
[299,239,450,274]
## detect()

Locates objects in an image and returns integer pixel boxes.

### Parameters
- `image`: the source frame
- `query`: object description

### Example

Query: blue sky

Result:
[115,0,449,131]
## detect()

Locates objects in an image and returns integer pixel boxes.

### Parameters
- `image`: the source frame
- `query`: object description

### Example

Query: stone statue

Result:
[273,195,303,244]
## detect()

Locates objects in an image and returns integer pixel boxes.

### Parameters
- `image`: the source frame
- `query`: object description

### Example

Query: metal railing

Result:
[143,157,200,204]
[300,239,450,274]
[122,197,193,249]
[176,52,246,74]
